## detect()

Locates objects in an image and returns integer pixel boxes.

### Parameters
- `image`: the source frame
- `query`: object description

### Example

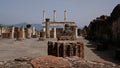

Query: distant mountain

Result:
[13,23,42,31]
[13,22,28,27]
[31,24,42,31]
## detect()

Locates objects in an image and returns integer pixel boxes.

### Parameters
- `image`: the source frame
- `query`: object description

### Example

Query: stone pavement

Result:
[0,37,119,64]
[0,38,56,61]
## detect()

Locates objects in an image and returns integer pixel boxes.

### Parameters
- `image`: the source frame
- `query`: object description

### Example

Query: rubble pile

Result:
[0,56,33,68]
[0,56,120,68]
[31,56,70,68]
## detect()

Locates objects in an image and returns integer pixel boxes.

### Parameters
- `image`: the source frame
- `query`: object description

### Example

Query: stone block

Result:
[31,56,70,68]
[0,61,4,68]
[4,60,33,68]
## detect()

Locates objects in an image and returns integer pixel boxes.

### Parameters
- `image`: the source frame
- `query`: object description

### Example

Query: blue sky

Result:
[0,0,120,27]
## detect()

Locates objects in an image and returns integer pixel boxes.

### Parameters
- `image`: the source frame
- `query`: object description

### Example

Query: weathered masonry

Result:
[41,10,78,39]
[0,25,38,40]
[48,41,84,58]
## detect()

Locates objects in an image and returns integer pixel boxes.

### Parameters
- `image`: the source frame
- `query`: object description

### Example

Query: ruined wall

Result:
[0,24,39,39]
[1,27,11,38]
[56,28,63,38]
[87,15,114,43]
[87,4,120,43]
[58,24,77,40]
[112,17,120,42]
[48,41,84,58]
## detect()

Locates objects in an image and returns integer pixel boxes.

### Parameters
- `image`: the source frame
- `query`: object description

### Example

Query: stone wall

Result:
[112,17,120,42]
[56,28,63,38]
[85,4,120,59]
[87,15,111,42]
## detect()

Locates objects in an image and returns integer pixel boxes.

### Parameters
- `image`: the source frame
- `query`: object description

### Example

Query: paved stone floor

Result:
[81,37,120,64]
[0,38,56,61]
[0,37,119,64]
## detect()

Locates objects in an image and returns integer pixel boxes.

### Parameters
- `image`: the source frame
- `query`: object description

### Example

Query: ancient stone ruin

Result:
[48,23,84,58]
[41,10,78,39]
[57,24,77,40]
[0,24,39,40]
[84,4,120,60]
[48,41,84,58]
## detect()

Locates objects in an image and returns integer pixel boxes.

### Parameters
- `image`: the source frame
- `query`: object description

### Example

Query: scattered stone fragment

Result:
[14,56,32,62]
[31,56,70,68]
[0,61,4,68]
[0,56,120,68]
[4,60,33,68]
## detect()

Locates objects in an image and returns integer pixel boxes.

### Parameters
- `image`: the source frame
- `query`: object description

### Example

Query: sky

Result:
[0,0,120,28]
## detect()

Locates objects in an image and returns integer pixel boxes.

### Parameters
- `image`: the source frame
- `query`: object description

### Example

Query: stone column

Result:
[43,10,45,22]
[53,27,56,38]
[22,26,25,39]
[43,26,45,32]
[53,10,56,22]
[27,28,32,39]
[0,26,3,38]
[70,45,72,56]
[64,10,67,22]
[0,26,2,38]
[53,10,56,38]
[11,26,15,39]
[63,43,66,57]
[57,43,59,57]
[76,45,78,56]
[32,27,35,36]
[75,27,78,38]
[45,18,50,38]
